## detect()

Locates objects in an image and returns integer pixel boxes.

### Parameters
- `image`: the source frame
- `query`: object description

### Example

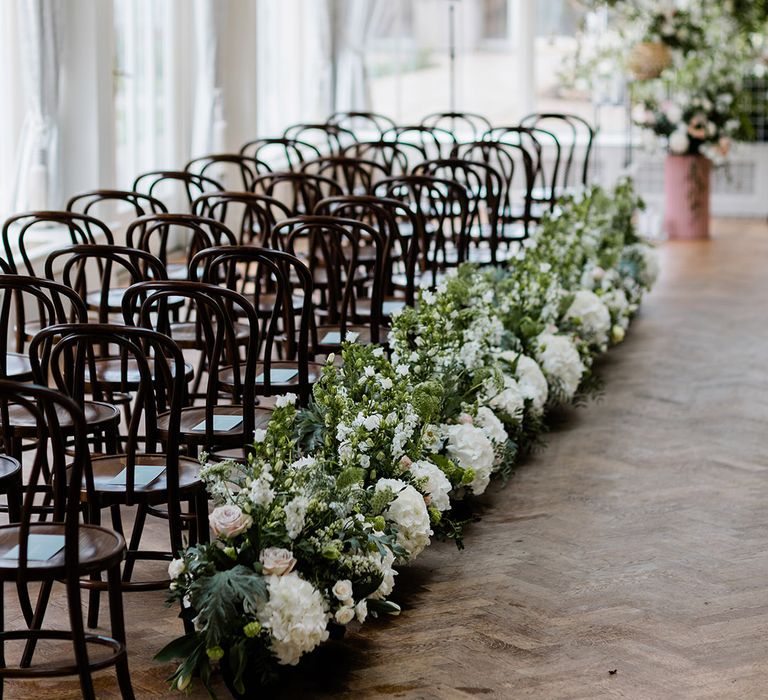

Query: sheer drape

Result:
[257,0,332,135]
[13,0,62,210]
[191,0,228,156]
[331,0,393,113]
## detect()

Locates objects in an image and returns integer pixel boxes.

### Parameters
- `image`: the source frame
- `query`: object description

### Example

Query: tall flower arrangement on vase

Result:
[629,7,757,239]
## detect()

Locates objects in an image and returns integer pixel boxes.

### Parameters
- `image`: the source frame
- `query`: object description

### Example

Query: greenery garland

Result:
[156,178,658,696]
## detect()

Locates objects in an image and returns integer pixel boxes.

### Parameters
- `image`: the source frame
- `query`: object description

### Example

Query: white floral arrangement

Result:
[158,179,656,695]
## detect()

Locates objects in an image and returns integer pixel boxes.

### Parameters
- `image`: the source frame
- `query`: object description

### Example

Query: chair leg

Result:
[87,508,102,630]
[20,578,53,668]
[196,489,210,545]
[107,565,134,699]
[66,575,96,700]
[5,473,21,524]
[122,504,147,583]
[0,581,5,700]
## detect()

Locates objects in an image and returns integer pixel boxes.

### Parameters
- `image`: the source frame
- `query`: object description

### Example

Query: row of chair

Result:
[0,109,595,698]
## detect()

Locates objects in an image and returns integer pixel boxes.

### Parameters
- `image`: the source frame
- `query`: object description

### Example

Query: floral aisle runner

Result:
[157,178,659,695]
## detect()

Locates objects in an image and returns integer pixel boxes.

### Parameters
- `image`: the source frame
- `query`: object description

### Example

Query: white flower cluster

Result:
[564,290,612,347]
[257,573,330,666]
[535,332,586,401]
[443,422,495,495]
[375,479,433,559]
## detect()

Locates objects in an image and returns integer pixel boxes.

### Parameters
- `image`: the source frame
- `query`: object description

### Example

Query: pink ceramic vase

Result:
[663,154,711,240]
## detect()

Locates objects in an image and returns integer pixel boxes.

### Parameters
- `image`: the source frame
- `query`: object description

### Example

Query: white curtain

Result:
[331,0,394,113]
[13,0,62,211]
[191,0,228,157]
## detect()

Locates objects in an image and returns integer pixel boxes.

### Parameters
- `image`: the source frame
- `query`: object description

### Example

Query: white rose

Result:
[260,547,297,576]
[375,478,433,559]
[209,504,252,540]
[515,355,548,415]
[332,579,353,601]
[444,423,495,495]
[663,103,683,123]
[409,459,453,512]
[168,558,185,579]
[335,605,355,625]
[475,406,508,446]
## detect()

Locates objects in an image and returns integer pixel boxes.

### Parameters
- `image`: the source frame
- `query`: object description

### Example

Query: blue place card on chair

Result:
[255,369,299,384]
[191,415,243,432]
[382,300,406,315]
[109,465,166,486]
[1,534,66,562]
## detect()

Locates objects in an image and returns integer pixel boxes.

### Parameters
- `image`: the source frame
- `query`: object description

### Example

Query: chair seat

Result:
[169,320,250,348]
[4,352,32,381]
[5,400,120,438]
[156,405,272,444]
[0,454,21,481]
[314,324,385,352]
[218,360,325,393]
[88,453,203,504]
[353,297,408,321]
[87,357,194,391]
[0,523,124,580]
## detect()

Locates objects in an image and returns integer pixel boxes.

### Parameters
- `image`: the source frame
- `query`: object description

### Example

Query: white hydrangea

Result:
[257,573,330,665]
[536,333,585,401]
[284,495,310,540]
[474,406,508,446]
[375,478,433,559]
[564,290,611,346]
[515,355,548,415]
[443,423,495,495]
[409,459,453,512]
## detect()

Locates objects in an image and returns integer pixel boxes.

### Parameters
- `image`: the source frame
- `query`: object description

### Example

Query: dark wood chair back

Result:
[420,111,492,141]
[239,137,322,172]
[301,156,390,195]
[185,154,271,191]
[132,170,224,212]
[251,172,344,216]
[327,111,397,140]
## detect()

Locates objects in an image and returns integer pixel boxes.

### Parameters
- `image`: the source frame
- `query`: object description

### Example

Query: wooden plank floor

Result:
[7,219,768,698]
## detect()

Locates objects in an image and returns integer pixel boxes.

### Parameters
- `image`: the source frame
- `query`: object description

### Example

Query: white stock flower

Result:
[249,472,275,508]
[355,599,368,623]
[536,333,585,401]
[253,428,267,443]
[284,495,310,539]
[375,478,433,559]
[444,423,495,495]
[369,546,397,600]
[564,290,611,346]
[410,459,453,512]
[257,573,330,665]
[363,414,382,431]
[475,406,508,446]
[275,393,297,408]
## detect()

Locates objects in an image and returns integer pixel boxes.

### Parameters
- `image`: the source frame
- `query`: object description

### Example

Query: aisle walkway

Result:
[9,221,768,698]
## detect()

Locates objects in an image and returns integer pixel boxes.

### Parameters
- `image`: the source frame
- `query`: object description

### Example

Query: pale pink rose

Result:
[399,455,412,469]
[209,504,252,539]
[424,495,432,506]
[259,547,296,576]
[458,413,473,425]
